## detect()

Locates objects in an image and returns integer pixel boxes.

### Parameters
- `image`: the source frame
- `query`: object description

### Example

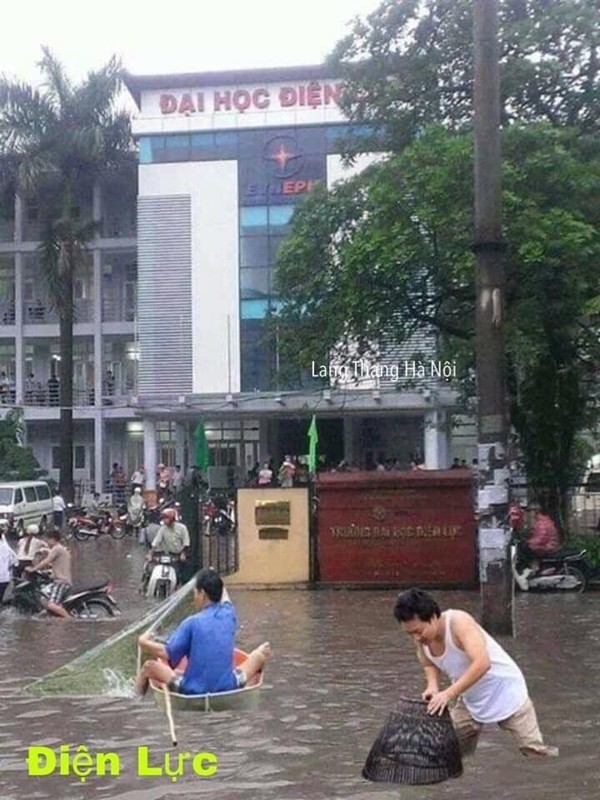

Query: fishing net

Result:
[23,578,196,697]
[362,697,463,785]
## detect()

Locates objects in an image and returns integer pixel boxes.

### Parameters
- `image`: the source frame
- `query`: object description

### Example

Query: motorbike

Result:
[202,496,235,536]
[120,504,147,540]
[141,498,182,548]
[141,552,179,600]
[67,505,125,541]
[511,540,589,592]
[4,569,120,618]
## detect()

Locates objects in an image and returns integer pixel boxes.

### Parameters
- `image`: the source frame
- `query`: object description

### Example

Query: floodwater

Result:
[0,537,599,800]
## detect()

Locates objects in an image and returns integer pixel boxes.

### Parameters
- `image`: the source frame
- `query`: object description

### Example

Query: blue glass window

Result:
[241,299,271,319]
[240,236,269,268]
[241,268,271,299]
[240,207,268,228]
[191,133,215,148]
[168,135,191,149]
[268,206,294,227]
[138,138,152,164]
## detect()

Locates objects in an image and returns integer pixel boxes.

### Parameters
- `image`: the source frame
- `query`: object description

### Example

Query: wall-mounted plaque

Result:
[255,500,291,526]
[258,527,289,540]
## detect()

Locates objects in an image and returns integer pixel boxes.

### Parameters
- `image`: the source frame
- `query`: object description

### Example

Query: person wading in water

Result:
[394,588,558,758]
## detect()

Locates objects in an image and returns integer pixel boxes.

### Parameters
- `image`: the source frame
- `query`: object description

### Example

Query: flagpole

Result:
[307,415,319,582]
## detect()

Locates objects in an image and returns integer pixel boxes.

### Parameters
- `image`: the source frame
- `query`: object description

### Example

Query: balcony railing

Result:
[102,297,135,323]
[19,386,134,408]
[22,298,94,324]
[101,215,136,238]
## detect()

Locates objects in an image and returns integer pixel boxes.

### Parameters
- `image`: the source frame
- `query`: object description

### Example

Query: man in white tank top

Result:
[393,588,558,758]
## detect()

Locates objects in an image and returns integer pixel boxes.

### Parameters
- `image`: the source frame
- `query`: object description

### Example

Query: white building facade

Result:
[0,174,142,493]
[0,66,472,491]
[124,65,470,487]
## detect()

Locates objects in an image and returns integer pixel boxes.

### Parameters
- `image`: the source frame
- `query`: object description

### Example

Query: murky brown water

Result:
[1,538,599,800]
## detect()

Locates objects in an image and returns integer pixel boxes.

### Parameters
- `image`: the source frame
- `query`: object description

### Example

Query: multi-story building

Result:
[0,65,474,491]
[124,65,469,488]
[0,173,142,493]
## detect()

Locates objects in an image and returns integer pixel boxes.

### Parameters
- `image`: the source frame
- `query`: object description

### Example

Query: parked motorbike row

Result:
[65,497,180,542]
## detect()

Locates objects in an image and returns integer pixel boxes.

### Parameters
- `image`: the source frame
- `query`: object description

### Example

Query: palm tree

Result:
[0,49,132,500]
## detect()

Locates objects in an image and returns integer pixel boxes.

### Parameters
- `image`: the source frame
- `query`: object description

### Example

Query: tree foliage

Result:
[0,410,40,480]
[0,49,133,498]
[275,0,600,508]
[275,3,600,508]
[330,0,600,155]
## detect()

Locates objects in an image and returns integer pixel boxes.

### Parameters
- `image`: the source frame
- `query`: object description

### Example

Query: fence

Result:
[567,484,600,536]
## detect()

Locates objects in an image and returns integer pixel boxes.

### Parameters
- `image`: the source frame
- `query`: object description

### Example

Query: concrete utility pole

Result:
[473,0,514,635]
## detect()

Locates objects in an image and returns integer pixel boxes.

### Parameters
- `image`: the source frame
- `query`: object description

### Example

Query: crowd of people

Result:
[107,463,185,504]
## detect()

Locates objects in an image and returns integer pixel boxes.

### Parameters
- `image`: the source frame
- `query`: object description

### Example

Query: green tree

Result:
[274,124,600,513]
[0,49,132,499]
[0,409,40,480]
[275,0,600,515]
[330,0,599,154]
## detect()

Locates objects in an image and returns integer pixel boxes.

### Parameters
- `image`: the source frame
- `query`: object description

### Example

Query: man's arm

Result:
[138,631,168,660]
[416,643,442,699]
[149,528,163,557]
[427,611,491,715]
[29,547,55,572]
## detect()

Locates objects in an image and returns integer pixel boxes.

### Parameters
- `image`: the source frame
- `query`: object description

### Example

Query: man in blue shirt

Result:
[136,568,270,695]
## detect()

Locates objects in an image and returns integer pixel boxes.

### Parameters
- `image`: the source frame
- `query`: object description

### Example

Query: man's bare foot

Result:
[258,641,271,660]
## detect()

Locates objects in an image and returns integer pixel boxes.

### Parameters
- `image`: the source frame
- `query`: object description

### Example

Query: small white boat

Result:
[150,648,263,712]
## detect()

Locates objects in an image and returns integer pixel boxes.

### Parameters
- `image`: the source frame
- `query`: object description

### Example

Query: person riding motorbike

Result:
[0,523,18,603]
[25,528,72,618]
[518,504,561,582]
[144,508,190,588]
[15,523,49,578]
[127,487,146,525]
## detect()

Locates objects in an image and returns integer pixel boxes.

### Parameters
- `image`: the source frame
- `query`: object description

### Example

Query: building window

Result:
[240,236,269,268]
[74,446,86,470]
[53,446,86,469]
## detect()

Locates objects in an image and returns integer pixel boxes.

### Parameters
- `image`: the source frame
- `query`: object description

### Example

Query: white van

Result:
[0,481,54,533]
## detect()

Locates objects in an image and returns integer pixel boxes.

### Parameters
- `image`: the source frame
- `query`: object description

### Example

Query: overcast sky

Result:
[2,0,382,85]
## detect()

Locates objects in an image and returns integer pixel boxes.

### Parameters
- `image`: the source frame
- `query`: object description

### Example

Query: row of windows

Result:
[240,205,294,229]
[52,446,87,470]
[138,124,372,164]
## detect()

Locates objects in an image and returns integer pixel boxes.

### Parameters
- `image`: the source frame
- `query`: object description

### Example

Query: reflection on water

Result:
[0,537,599,799]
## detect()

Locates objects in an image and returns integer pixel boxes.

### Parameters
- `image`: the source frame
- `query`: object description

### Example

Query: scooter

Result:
[511,540,589,592]
[141,552,179,600]
[4,569,120,618]
[120,504,146,540]
[202,497,235,536]
[68,506,125,541]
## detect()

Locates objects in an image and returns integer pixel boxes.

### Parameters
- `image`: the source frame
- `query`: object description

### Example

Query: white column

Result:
[94,414,104,493]
[424,409,449,469]
[93,251,103,406]
[14,252,24,404]
[143,417,157,490]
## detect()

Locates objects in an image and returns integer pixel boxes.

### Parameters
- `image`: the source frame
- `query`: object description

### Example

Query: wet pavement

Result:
[0,536,599,799]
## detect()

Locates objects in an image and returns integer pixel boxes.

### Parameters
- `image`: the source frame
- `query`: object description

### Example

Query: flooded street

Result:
[1,538,599,800]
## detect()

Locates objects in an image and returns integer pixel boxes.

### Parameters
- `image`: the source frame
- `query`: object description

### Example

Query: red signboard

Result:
[316,471,476,587]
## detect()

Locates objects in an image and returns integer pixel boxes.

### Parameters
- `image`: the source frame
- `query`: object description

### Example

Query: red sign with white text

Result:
[316,471,476,586]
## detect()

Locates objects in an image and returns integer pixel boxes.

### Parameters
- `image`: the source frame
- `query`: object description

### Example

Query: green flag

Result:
[193,421,210,471]
[307,415,319,473]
